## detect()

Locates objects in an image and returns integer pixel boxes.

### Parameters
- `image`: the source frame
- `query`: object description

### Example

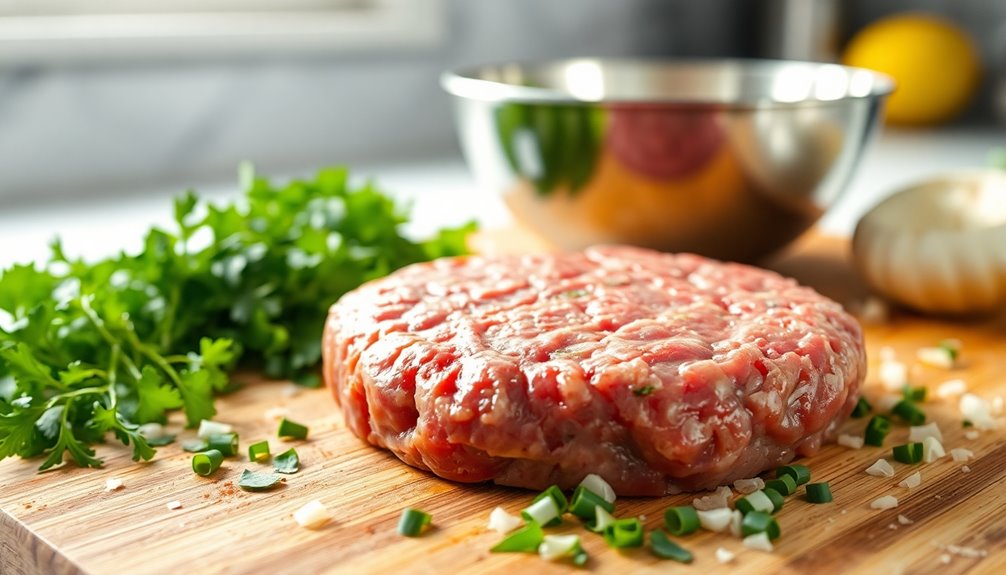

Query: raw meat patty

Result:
[322,246,865,496]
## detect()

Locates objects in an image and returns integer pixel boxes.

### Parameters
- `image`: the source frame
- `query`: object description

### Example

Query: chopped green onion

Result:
[892,442,924,464]
[585,506,616,533]
[736,490,774,515]
[522,498,559,526]
[524,485,567,527]
[539,534,587,564]
[191,449,224,477]
[182,439,209,453]
[776,464,811,485]
[273,448,300,474]
[649,530,693,563]
[762,487,785,513]
[397,507,432,537]
[902,385,927,403]
[664,506,700,536]
[277,417,309,440]
[603,518,644,548]
[197,419,233,439]
[851,396,872,418]
[236,469,282,492]
[864,415,892,446]
[939,339,960,361]
[578,473,616,504]
[491,522,544,553]
[248,441,270,462]
[805,482,833,504]
[206,432,239,457]
[963,419,974,428]
[764,474,797,496]
[741,511,780,540]
[891,400,926,426]
[569,486,614,520]
[536,484,569,512]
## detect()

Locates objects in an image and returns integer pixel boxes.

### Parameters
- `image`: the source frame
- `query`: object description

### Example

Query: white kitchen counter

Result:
[0,127,1002,269]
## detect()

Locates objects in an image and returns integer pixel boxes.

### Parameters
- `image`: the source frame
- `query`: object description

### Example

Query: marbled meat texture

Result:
[322,246,865,496]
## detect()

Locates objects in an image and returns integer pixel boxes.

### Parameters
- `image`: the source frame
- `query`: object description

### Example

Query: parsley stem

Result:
[107,344,120,407]
[78,296,143,380]
[44,386,110,409]
[159,285,181,352]
[122,324,184,387]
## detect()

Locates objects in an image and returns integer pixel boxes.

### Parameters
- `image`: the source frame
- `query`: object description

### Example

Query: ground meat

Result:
[322,246,865,496]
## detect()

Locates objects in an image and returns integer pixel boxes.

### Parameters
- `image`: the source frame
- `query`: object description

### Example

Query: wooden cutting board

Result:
[3,231,1006,575]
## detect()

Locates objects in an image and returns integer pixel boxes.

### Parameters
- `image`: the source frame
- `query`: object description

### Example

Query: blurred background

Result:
[0,0,1003,248]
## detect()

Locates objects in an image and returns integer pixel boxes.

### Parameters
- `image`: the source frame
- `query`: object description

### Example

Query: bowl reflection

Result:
[443,59,893,262]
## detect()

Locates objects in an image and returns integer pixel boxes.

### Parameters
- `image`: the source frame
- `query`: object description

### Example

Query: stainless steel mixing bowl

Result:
[442,59,894,261]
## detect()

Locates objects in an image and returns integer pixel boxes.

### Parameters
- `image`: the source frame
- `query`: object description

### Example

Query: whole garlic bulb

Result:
[852,170,1006,314]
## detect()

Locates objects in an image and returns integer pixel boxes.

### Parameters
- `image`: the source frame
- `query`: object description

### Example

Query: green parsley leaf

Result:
[237,469,282,492]
[0,405,45,460]
[177,370,215,428]
[89,403,156,463]
[132,366,183,425]
[38,404,103,471]
[0,165,474,471]
[273,448,300,474]
[145,434,176,447]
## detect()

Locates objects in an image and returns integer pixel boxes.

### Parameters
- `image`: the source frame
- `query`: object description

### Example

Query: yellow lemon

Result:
[843,13,981,125]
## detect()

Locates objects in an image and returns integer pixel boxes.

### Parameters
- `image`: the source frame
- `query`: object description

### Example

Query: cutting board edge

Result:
[2,506,86,575]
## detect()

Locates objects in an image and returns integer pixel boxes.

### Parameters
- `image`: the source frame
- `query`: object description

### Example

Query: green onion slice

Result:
[603,518,644,548]
[806,482,833,504]
[741,511,780,540]
[776,464,811,485]
[277,417,309,440]
[207,432,239,457]
[762,488,785,513]
[764,474,797,496]
[649,530,693,563]
[192,449,224,477]
[273,448,300,474]
[539,534,587,564]
[851,396,872,418]
[892,442,924,464]
[248,440,271,462]
[865,415,892,446]
[938,339,960,361]
[491,521,544,553]
[397,507,432,537]
[536,485,569,513]
[664,506,700,536]
[236,469,282,492]
[523,485,567,527]
[892,400,926,426]
[523,496,561,527]
[585,506,617,533]
[902,385,927,403]
[736,490,774,515]
[569,486,614,520]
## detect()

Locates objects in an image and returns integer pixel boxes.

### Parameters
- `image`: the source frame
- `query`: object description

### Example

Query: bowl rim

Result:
[441,57,895,108]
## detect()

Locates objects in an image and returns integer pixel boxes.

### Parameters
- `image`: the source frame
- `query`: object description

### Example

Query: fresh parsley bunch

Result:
[0,165,474,470]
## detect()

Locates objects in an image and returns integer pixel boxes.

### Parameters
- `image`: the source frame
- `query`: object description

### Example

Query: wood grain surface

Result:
[2,231,1005,575]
